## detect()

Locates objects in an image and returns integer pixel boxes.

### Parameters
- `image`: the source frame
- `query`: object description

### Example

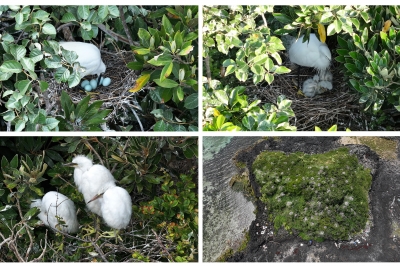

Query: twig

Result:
[97,24,140,46]
[31,230,48,262]
[90,239,108,262]
[118,6,134,46]
[204,56,212,86]
[151,229,173,262]
[128,104,144,132]
[57,22,75,32]
[82,138,104,165]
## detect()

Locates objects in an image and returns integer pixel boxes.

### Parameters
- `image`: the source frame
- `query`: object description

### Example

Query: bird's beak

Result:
[87,193,104,204]
[63,162,78,168]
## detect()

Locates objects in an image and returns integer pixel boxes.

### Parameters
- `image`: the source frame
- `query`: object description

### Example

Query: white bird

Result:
[59,41,106,80]
[31,191,79,233]
[65,155,132,230]
[64,155,115,216]
[302,74,333,98]
[88,185,132,229]
[289,33,331,72]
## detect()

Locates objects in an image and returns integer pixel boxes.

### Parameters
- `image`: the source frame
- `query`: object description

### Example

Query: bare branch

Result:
[97,24,140,46]
[118,6,134,46]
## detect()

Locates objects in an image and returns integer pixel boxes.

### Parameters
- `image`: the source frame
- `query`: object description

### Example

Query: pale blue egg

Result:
[81,80,89,87]
[84,84,93,92]
[90,79,97,89]
[99,77,104,86]
[102,77,111,87]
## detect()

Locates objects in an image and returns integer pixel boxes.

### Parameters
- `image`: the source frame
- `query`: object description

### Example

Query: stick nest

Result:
[246,60,363,131]
[45,50,144,130]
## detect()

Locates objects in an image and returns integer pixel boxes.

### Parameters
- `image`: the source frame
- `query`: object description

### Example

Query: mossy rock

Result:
[253,147,372,241]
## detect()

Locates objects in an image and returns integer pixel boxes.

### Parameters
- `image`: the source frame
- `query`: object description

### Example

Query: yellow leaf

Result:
[213,108,220,117]
[318,23,326,43]
[315,126,322,132]
[297,89,304,96]
[129,74,150,93]
[382,20,391,32]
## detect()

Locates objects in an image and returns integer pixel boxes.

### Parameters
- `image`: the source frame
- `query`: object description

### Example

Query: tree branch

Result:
[118,6,134,46]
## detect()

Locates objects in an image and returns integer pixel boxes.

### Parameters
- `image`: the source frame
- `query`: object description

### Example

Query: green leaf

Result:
[127,61,144,70]
[153,120,168,131]
[108,5,119,17]
[162,15,174,35]
[265,73,274,84]
[160,62,173,82]
[61,12,77,23]
[138,28,151,48]
[20,57,34,72]
[15,119,26,131]
[173,86,184,102]
[67,71,81,88]
[42,23,56,35]
[15,80,32,94]
[154,78,179,88]
[39,81,49,92]
[97,6,109,20]
[10,45,26,61]
[174,31,183,49]
[252,54,268,65]
[215,115,225,129]
[147,54,173,66]
[77,5,90,19]
[184,93,198,109]
[0,60,23,73]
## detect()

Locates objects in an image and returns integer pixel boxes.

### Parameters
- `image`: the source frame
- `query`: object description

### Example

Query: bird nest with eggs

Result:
[246,60,361,131]
[44,50,148,131]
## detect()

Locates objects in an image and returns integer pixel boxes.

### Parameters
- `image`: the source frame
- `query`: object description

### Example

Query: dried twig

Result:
[151,229,173,262]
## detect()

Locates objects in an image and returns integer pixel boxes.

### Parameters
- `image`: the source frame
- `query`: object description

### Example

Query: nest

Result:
[44,50,144,130]
[246,60,362,131]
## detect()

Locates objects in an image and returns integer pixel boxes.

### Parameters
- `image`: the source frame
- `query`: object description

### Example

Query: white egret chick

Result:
[64,155,115,216]
[302,76,319,98]
[319,70,333,82]
[31,191,79,233]
[59,42,106,80]
[89,185,132,229]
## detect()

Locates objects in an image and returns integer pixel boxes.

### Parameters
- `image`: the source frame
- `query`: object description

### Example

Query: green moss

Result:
[216,231,250,262]
[253,147,372,241]
[235,161,246,169]
[229,171,255,201]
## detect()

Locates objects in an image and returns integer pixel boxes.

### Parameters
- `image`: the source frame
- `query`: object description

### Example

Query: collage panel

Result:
[203,136,400,262]
[202,5,400,131]
[0,5,198,132]
[0,136,198,262]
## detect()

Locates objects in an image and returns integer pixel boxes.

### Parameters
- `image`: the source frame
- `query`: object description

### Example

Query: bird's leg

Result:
[97,73,103,86]
[297,66,301,90]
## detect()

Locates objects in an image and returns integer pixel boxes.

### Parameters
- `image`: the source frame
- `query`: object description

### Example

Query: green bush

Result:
[0,5,198,131]
[127,6,198,131]
[203,83,296,131]
[253,147,372,241]
[0,136,198,262]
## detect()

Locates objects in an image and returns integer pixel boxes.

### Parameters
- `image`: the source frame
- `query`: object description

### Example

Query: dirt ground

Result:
[203,137,400,262]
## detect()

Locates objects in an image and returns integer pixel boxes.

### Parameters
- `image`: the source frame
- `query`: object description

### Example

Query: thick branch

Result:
[97,24,140,47]
[118,6,134,46]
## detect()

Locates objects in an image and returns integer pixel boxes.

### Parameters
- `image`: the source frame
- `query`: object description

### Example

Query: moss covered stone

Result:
[253,147,372,242]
